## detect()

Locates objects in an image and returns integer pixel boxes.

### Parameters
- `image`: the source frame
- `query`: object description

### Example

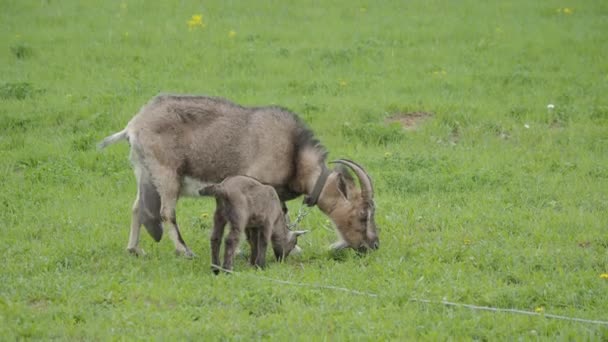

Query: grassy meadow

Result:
[1,0,608,339]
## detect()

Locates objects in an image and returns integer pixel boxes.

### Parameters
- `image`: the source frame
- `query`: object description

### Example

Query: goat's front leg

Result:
[246,228,259,266]
[156,171,194,258]
[281,201,291,226]
[254,225,270,269]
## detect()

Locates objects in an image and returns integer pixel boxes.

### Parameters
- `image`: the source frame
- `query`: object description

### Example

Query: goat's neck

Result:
[289,163,323,197]
[292,148,326,197]
[304,166,323,195]
[316,188,341,216]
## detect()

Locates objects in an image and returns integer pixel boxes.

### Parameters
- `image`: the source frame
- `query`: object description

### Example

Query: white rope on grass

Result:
[212,264,378,297]
[254,275,380,298]
[211,264,608,327]
[409,298,608,326]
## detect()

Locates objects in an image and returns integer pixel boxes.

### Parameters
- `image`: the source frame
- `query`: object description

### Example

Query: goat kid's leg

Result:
[156,172,194,258]
[254,226,270,269]
[246,228,259,266]
[126,192,145,256]
[210,211,226,274]
[222,222,243,272]
[281,201,292,227]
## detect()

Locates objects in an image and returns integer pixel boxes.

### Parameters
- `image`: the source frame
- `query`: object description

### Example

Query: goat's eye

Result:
[359,212,368,222]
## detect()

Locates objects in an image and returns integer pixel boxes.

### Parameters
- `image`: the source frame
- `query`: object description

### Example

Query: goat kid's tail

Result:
[98,129,128,150]
[199,184,218,197]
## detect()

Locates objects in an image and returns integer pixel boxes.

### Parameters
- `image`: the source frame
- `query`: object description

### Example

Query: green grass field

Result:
[2,0,607,339]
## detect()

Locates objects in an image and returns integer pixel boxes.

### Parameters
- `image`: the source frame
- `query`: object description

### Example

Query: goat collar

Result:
[303,167,331,207]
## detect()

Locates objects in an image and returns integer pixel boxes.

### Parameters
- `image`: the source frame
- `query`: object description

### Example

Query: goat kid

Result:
[199,176,307,273]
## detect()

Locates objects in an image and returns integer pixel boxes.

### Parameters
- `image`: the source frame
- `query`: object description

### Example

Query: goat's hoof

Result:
[127,247,146,256]
[176,249,196,259]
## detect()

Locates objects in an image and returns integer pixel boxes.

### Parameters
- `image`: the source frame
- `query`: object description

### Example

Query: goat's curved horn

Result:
[330,159,374,205]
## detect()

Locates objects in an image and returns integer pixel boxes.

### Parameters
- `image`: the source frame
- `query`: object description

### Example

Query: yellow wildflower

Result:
[228,30,237,38]
[463,238,472,245]
[535,306,544,313]
[339,80,348,87]
[187,14,205,31]
[201,213,209,219]
[191,14,202,23]
[563,8,573,14]
[600,273,608,279]
[384,152,392,158]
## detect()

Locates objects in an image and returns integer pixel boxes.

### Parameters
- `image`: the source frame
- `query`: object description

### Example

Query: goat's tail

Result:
[98,129,128,150]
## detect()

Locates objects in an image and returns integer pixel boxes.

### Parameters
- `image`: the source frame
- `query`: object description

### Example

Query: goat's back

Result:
[126,95,310,191]
[213,176,283,225]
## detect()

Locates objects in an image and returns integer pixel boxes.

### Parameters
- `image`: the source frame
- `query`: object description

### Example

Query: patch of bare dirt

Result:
[385,112,433,130]
[28,298,50,310]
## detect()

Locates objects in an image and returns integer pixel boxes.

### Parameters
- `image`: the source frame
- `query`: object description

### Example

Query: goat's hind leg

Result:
[126,191,145,256]
[127,170,164,256]
[155,169,194,258]
[254,225,270,269]
[222,217,245,272]
[126,165,153,256]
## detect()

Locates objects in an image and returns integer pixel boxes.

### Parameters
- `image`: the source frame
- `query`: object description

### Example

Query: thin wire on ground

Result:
[211,264,608,327]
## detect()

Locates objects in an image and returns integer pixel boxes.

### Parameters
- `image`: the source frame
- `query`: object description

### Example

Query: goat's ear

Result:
[337,175,349,198]
[333,164,354,183]
[334,164,355,198]
[293,230,309,236]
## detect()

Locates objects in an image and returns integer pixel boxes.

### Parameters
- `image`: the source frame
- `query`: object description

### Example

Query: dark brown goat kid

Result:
[199,175,306,273]
[99,94,379,256]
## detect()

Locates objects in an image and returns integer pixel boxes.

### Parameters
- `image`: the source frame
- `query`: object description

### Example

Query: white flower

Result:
[524,124,530,129]
[547,104,555,110]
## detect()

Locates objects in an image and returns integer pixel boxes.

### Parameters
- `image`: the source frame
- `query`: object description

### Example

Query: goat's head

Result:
[272,228,308,261]
[318,159,379,252]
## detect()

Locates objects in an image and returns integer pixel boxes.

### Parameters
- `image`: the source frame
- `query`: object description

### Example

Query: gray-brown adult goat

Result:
[99,94,379,257]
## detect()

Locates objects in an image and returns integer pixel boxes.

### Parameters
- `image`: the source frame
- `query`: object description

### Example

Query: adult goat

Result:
[99,94,379,256]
